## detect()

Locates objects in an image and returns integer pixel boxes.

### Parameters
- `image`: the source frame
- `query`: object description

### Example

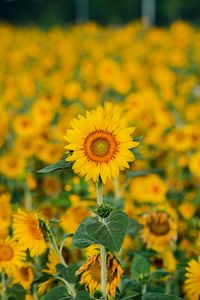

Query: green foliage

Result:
[37,159,72,173]
[72,210,129,252]
[7,284,26,300]
[149,270,170,281]
[43,286,70,300]
[56,264,77,284]
[43,286,90,300]
[131,254,150,280]
[142,293,184,300]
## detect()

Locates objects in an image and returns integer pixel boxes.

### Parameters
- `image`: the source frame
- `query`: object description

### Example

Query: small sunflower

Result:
[140,211,177,252]
[76,252,123,298]
[0,237,25,275]
[64,104,138,183]
[43,250,60,275]
[12,264,34,289]
[13,209,47,257]
[184,256,200,300]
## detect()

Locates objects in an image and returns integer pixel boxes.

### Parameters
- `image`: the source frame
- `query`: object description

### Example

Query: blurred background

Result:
[0,0,199,27]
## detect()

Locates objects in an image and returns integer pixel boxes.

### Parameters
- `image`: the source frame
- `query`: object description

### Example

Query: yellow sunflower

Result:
[184,256,200,300]
[64,104,138,183]
[13,209,47,257]
[0,237,25,275]
[12,264,34,289]
[76,252,123,299]
[140,211,177,252]
[43,250,60,275]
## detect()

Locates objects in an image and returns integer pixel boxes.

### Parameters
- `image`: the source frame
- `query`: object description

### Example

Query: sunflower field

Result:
[1,21,200,300]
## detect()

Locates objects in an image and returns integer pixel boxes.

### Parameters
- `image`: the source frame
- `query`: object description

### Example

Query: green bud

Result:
[96,203,113,218]
[39,218,51,242]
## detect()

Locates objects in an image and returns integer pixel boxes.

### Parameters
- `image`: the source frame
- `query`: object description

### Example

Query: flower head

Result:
[13,209,47,257]
[0,237,25,275]
[76,252,123,298]
[140,211,177,252]
[184,256,200,300]
[64,104,138,183]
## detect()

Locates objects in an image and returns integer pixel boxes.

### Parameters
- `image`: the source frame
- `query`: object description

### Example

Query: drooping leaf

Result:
[131,254,150,279]
[72,210,129,252]
[142,293,184,300]
[37,159,72,173]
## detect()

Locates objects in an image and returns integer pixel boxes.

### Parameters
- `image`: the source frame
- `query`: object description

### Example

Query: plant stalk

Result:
[1,272,6,300]
[96,177,107,300]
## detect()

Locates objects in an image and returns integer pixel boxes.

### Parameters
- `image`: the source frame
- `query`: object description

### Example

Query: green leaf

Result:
[7,284,26,300]
[72,210,129,252]
[121,292,140,299]
[37,159,72,173]
[75,291,90,300]
[43,286,70,300]
[142,293,184,300]
[149,270,170,281]
[131,254,150,279]
[127,169,162,178]
[56,263,77,283]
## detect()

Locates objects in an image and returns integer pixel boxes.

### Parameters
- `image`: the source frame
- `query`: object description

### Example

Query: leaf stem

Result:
[96,177,107,300]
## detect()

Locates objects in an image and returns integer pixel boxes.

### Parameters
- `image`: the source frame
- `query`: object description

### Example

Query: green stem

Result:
[142,282,147,295]
[96,177,107,300]
[1,272,6,300]
[114,177,120,201]
[49,228,76,297]
[24,184,32,210]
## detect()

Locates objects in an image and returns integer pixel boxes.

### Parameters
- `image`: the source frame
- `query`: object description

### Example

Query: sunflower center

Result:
[148,219,170,236]
[0,244,14,261]
[91,138,110,157]
[20,267,30,280]
[84,131,118,162]
[89,263,101,281]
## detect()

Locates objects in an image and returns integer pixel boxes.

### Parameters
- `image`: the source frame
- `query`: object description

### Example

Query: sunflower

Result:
[140,211,177,252]
[60,205,91,234]
[76,252,123,298]
[13,209,47,257]
[184,256,200,300]
[64,104,138,183]
[43,250,60,275]
[0,237,25,275]
[12,264,34,289]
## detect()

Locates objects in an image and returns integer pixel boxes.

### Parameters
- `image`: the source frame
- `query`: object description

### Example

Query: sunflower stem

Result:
[1,272,6,300]
[142,282,147,294]
[96,177,107,300]
[24,184,32,210]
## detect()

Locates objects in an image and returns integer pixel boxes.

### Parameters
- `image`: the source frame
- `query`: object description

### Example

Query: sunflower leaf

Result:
[43,286,71,300]
[37,159,72,173]
[131,254,150,279]
[141,293,184,300]
[149,269,170,281]
[72,210,129,252]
